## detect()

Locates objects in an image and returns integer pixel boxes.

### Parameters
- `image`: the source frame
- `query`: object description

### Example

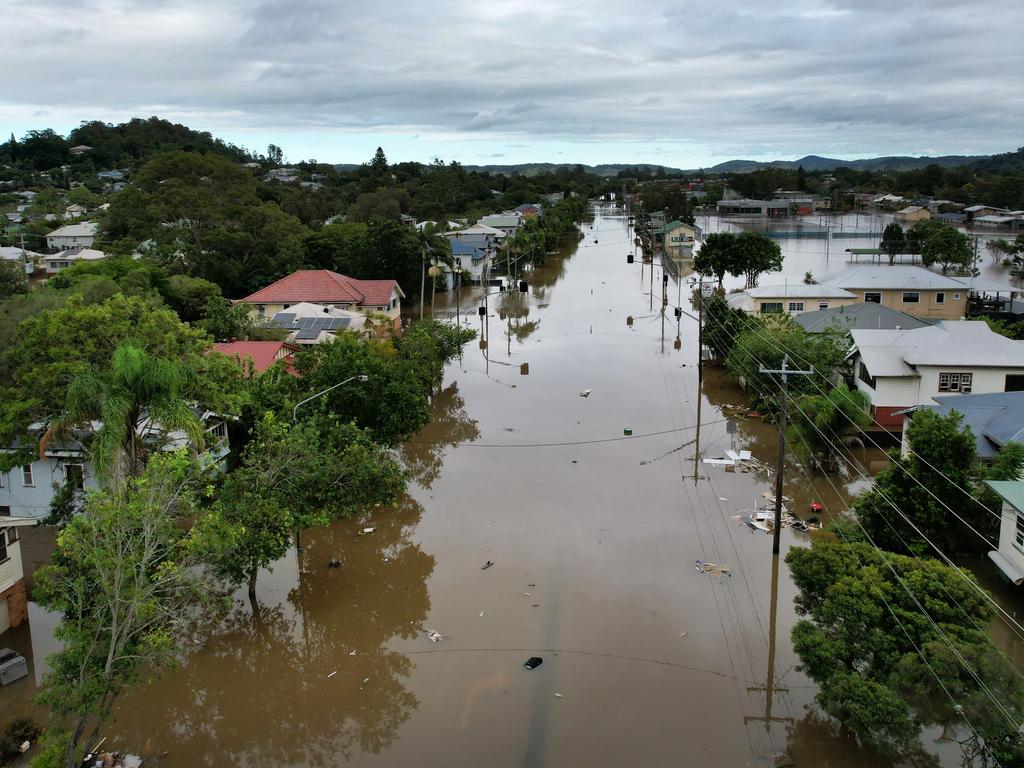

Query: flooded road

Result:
[15,206,1024,766]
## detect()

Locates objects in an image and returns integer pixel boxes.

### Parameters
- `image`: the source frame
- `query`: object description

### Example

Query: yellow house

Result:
[894,205,931,224]
[820,266,967,320]
[237,270,405,329]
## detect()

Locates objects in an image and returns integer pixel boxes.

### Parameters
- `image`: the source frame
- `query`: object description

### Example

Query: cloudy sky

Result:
[2,0,1022,167]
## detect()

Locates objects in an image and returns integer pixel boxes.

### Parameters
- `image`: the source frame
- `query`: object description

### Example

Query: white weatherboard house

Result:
[0,516,39,633]
[849,320,1024,429]
[726,284,858,315]
[982,481,1024,586]
[45,221,99,250]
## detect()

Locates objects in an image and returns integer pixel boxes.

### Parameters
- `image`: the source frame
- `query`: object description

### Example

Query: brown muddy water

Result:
[6,206,1024,767]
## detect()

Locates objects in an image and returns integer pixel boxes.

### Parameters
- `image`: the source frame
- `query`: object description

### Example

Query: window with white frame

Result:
[788,302,805,312]
[953,293,961,300]
[935,292,945,304]
[864,292,881,303]
[818,302,829,310]
[938,372,973,392]
[21,465,33,487]
[902,292,920,303]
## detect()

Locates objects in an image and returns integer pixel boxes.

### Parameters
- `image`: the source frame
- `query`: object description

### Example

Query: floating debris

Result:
[524,656,544,670]
[327,670,338,678]
[579,389,592,398]
[694,560,731,577]
[425,629,444,643]
[481,560,494,570]
[359,527,375,536]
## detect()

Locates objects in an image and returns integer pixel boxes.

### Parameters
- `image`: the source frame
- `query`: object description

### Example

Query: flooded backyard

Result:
[6,205,1024,766]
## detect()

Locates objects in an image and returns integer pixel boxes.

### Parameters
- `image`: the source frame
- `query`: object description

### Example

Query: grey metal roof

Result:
[294,328,320,340]
[795,302,935,334]
[852,321,1024,374]
[820,265,969,291]
[744,284,856,299]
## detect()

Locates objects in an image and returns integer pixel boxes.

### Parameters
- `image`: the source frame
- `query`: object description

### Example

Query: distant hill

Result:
[704,154,991,174]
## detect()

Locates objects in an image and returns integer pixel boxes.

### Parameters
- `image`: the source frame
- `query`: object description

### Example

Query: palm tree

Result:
[416,223,451,320]
[787,382,871,473]
[42,342,205,492]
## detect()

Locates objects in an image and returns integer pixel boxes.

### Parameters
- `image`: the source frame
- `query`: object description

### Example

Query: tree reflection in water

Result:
[107,496,434,767]
[778,711,939,768]
[400,382,479,489]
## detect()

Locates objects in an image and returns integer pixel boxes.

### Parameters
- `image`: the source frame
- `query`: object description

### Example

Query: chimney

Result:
[324,306,330,313]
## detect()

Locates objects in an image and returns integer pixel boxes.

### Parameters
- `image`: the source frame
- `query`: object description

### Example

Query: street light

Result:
[292,374,369,423]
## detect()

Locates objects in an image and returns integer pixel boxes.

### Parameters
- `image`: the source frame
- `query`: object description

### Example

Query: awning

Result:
[988,550,1024,585]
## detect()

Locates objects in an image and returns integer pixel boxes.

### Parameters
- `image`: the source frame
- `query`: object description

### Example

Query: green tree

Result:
[44,342,207,491]
[165,274,222,322]
[855,409,980,553]
[787,382,871,472]
[787,538,1024,763]
[371,146,388,174]
[880,222,906,265]
[796,164,807,191]
[734,231,783,288]
[199,414,405,607]
[702,293,749,361]
[198,296,255,341]
[34,452,224,768]
[0,294,214,459]
[692,232,737,288]
[0,259,28,300]
[725,315,847,411]
[921,223,974,273]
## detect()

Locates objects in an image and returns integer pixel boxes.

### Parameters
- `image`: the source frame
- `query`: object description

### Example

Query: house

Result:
[477,214,522,237]
[45,221,98,250]
[973,214,1024,233]
[237,270,405,328]
[901,391,1024,463]
[726,284,858,315]
[965,204,1008,221]
[717,199,791,218]
[0,412,228,520]
[514,204,542,217]
[64,203,88,219]
[794,302,935,334]
[266,302,368,343]
[97,170,125,182]
[68,145,93,156]
[661,220,699,260]
[981,481,1024,585]
[449,239,494,284]
[213,340,299,373]
[0,246,42,263]
[0,516,40,633]
[5,213,22,225]
[43,247,106,274]
[818,266,970,320]
[264,168,299,183]
[849,320,1024,429]
[895,205,932,224]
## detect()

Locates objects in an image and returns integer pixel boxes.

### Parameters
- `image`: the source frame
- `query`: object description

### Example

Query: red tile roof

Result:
[239,270,403,307]
[213,341,296,374]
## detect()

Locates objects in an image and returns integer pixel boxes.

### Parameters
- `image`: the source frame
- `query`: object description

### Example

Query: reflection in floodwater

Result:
[105,497,434,767]
[399,383,480,489]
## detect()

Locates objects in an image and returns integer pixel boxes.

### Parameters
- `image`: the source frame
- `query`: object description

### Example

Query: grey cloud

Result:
[1,0,1022,159]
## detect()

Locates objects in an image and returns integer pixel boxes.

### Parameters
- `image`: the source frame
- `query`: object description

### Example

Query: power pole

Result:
[758,355,814,554]
[744,553,793,732]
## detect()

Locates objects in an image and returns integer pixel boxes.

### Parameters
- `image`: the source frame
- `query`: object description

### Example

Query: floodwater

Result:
[6,207,1024,767]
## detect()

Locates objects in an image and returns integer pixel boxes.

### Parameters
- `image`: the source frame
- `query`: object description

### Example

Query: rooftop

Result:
[46,221,99,238]
[985,480,1024,513]
[914,392,1024,459]
[821,265,970,291]
[795,302,935,334]
[851,320,1024,376]
[212,341,296,374]
[240,270,403,307]
[741,284,856,299]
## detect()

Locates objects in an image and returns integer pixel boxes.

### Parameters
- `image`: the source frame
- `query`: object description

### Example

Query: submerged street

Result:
[30,205,1024,766]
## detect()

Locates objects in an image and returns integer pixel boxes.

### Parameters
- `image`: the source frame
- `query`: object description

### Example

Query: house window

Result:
[21,465,34,487]
[0,472,4,489]
[1016,512,1024,549]
[935,292,945,304]
[858,362,876,389]
[818,302,829,310]
[864,292,881,303]
[760,302,783,314]
[65,463,85,491]
[953,293,961,300]
[902,292,920,303]
[938,372,972,392]
[256,305,265,315]
[0,534,7,563]
[1005,375,1024,392]
[283,304,290,309]
[6,528,17,546]
[788,302,805,312]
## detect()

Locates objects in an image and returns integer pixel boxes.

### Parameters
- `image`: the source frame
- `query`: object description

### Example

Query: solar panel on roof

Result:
[274,313,296,324]
[323,318,342,330]
[294,328,320,340]
[337,318,350,328]
[296,317,317,329]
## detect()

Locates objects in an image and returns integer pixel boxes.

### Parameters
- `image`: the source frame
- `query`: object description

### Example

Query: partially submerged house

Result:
[794,302,935,334]
[900,391,1024,463]
[818,266,972,320]
[849,320,1024,429]
[726,284,858,316]
[982,481,1024,586]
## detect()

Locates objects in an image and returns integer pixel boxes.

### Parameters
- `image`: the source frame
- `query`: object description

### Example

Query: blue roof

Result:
[450,240,486,256]
[915,391,1024,459]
